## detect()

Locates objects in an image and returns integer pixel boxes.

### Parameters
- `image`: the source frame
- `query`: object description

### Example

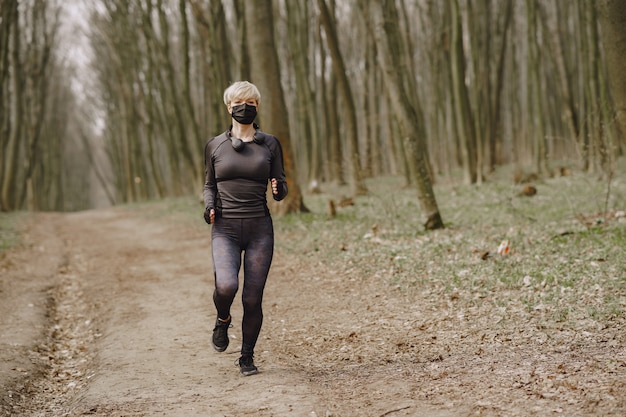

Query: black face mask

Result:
[230,103,257,125]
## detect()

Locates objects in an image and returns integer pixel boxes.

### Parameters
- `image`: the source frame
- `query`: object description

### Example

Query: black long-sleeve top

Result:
[203,129,288,218]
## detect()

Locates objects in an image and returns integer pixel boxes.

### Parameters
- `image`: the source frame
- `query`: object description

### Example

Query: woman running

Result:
[203,81,288,376]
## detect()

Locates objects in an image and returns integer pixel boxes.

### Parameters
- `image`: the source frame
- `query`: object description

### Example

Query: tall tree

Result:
[317,0,367,196]
[285,0,322,186]
[363,0,444,230]
[526,0,549,175]
[243,0,306,214]
[0,0,21,211]
[597,0,626,152]
[448,0,479,184]
[315,6,343,186]
[190,0,233,136]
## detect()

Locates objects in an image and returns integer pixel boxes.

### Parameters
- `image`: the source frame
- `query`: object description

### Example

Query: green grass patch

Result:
[0,211,27,254]
[275,166,626,325]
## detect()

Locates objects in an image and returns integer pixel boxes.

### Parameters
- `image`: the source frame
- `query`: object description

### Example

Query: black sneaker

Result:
[237,355,258,376]
[212,317,231,352]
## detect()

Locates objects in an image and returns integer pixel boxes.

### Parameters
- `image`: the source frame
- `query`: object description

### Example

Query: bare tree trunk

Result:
[448,0,477,184]
[365,32,382,177]
[467,0,489,183]
[585,3,606,174]
[364,0,444,230]
[233,0,251,81]
[597,0,626,153]
[551,2,580,144]
[311,2,342,185]
[191,0,232,135]
[0,2,13,210]
[0,3,12,182]
[178,0,202,185]
[243,0,306,214]
[526,0,549,175]
[21,0,59,209]
[326,64,343,185]
[1,1,22,211]
[285,0,321,186]
[490,0,513,170]
[317,0,367,196]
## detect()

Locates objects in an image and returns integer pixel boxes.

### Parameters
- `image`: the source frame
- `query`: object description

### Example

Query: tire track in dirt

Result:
[23,250,98,416]
[0,213,87,417]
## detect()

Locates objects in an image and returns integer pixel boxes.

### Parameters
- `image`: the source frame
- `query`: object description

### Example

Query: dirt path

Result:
[2,207,332,416]
[2,206,624,416]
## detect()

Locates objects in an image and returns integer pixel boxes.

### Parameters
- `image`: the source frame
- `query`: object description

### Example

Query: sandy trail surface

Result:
[1,208,331,416]
[1,205,624,416]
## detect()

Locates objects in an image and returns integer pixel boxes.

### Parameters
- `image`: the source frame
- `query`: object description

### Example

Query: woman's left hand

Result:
[271,178,279,195]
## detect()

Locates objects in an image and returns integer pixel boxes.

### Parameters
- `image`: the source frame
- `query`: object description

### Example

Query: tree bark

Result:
[286,0,321,186]
[364,0,444,230]
[597,0,626,150]
[317,0,367,196]
[448,0,478,184]
[526,0,549,175]
[1,1,22,211]
[243,0,306,214]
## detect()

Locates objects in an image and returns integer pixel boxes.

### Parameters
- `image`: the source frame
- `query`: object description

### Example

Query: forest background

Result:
[0,0,625,226]
[1,2,625,414]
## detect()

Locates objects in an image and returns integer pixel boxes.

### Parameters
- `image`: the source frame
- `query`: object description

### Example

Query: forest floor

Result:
[0,167,625,417]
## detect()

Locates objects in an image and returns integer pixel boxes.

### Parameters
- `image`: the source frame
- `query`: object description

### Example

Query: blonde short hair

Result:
[223,81,261,105]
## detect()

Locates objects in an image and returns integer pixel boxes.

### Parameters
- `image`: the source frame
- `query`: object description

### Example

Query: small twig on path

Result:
[379,406,411,416]
[549,230,575,240]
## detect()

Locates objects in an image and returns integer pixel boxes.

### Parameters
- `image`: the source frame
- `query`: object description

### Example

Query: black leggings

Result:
[211,216,274,355]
